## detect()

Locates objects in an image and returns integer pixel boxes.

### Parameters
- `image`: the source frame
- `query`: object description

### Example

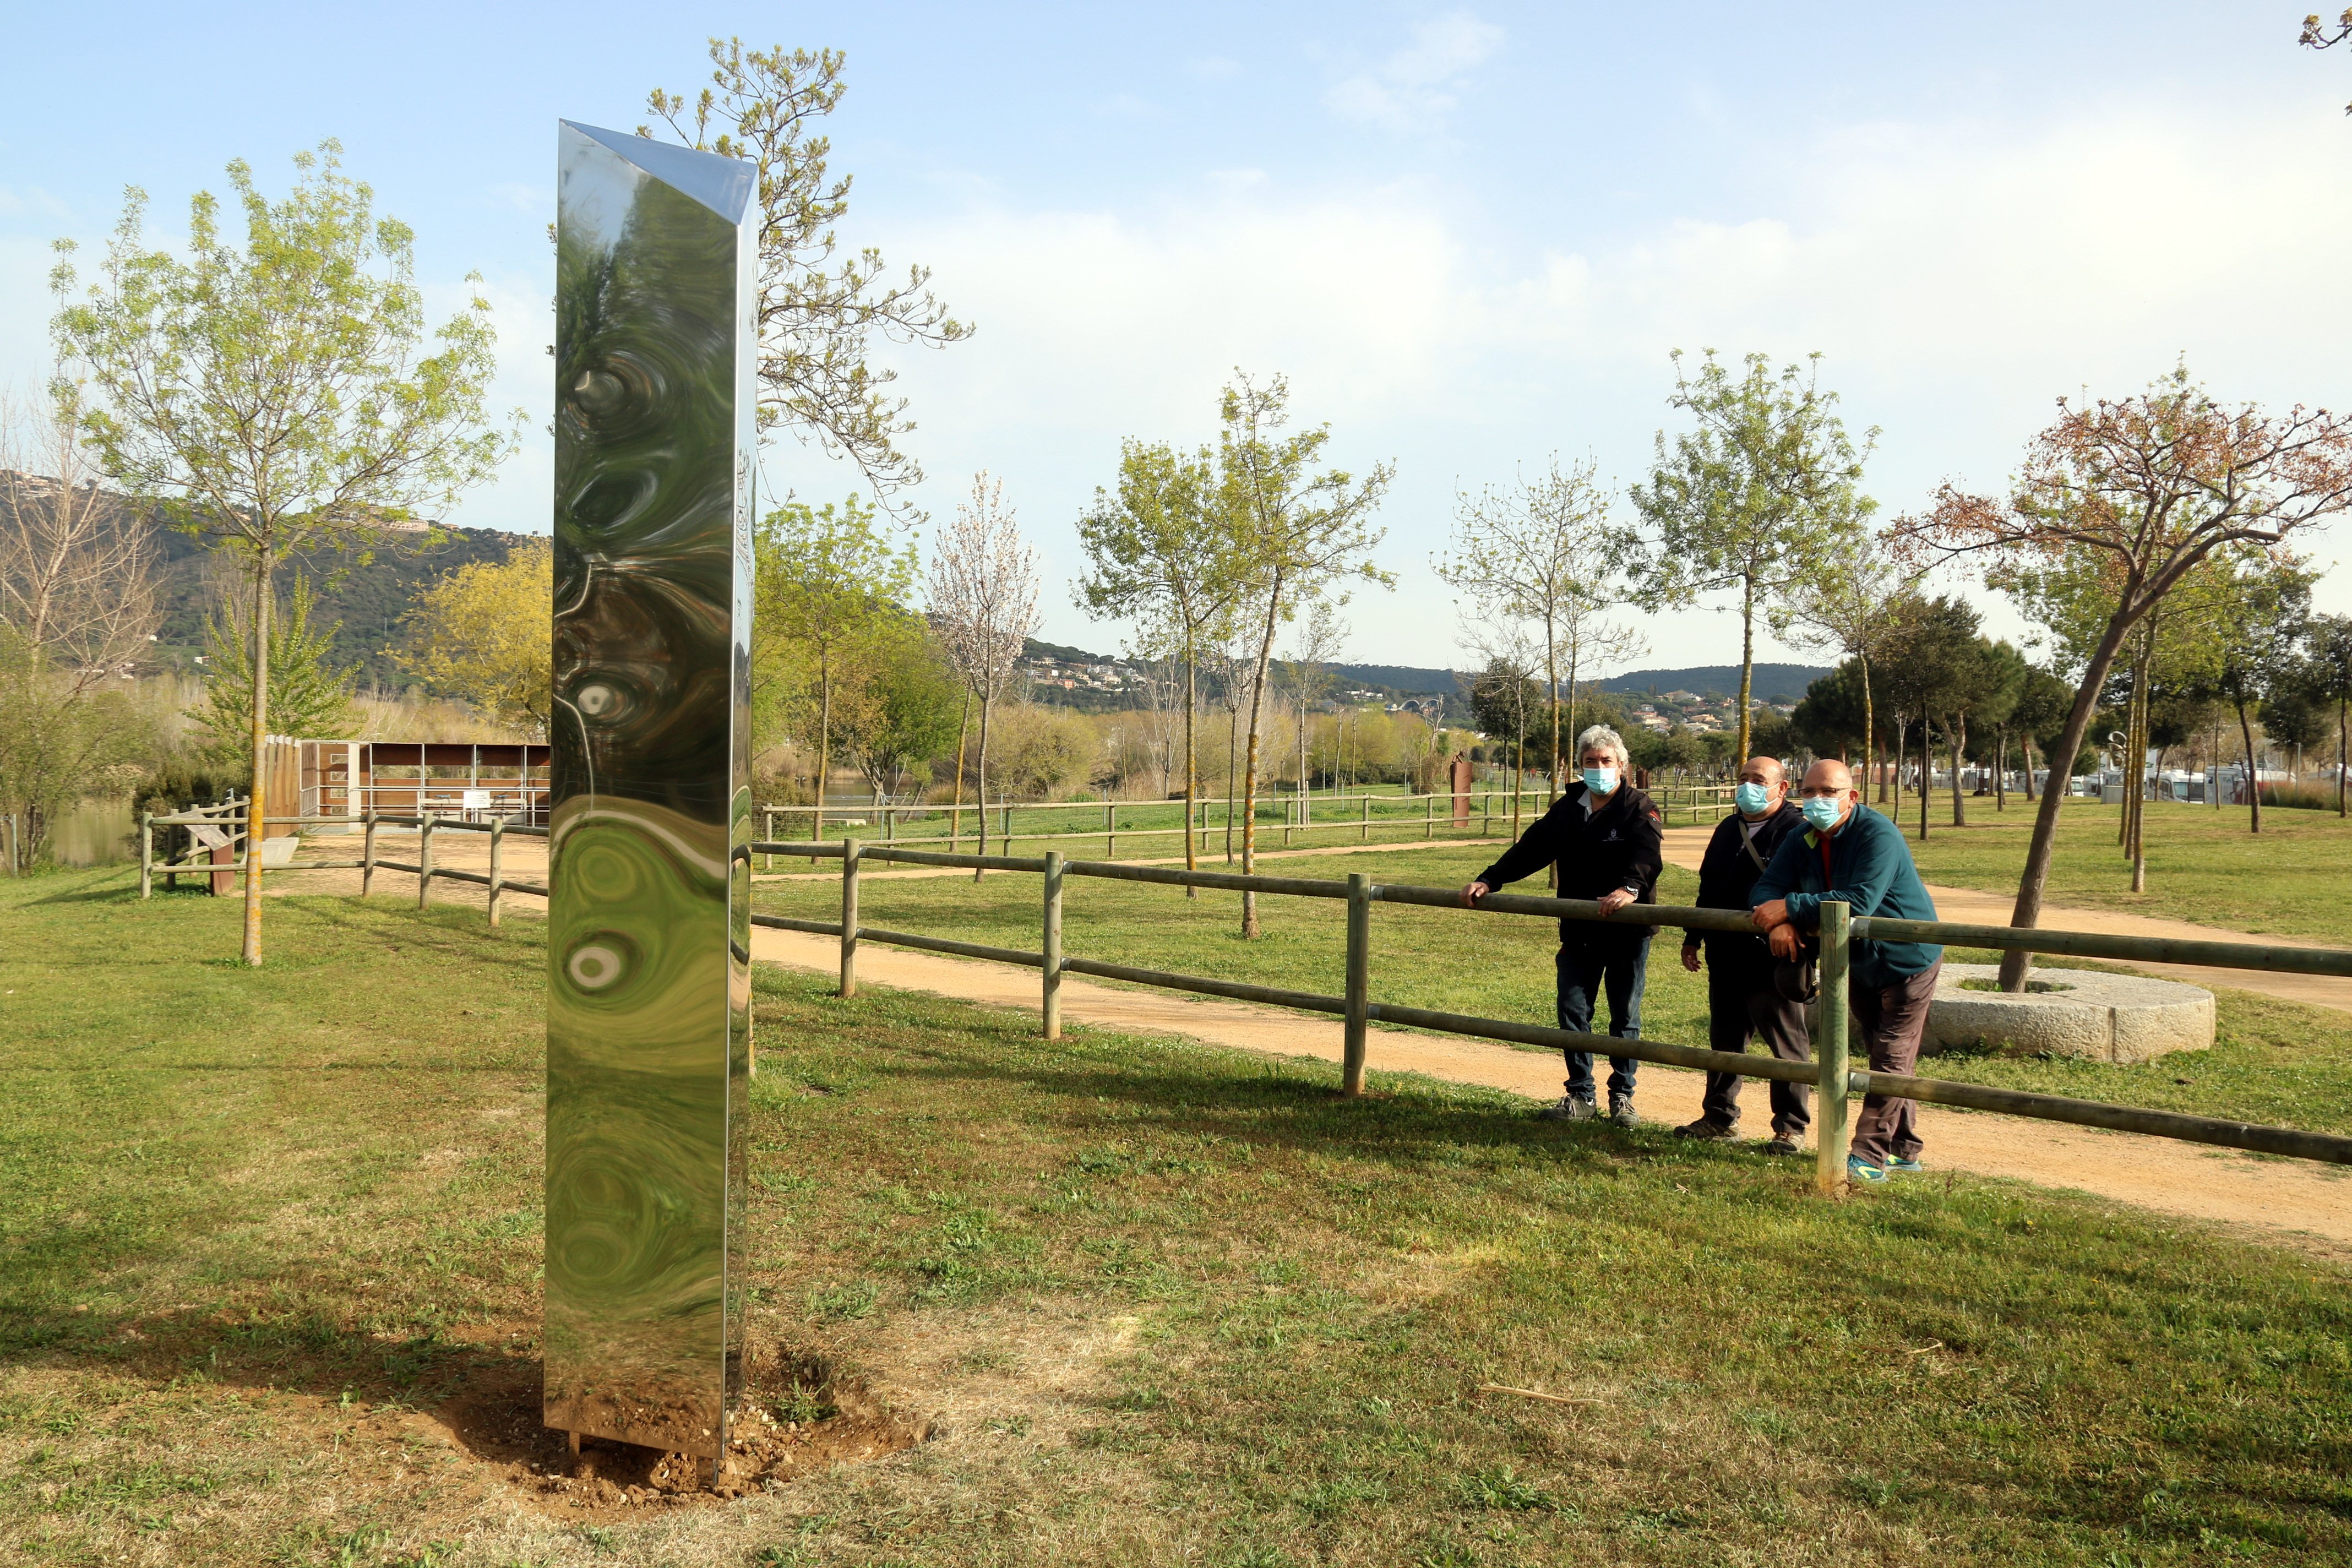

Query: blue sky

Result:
[6,2,2349,671]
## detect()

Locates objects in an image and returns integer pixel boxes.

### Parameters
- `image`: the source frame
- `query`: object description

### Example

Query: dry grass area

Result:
[4,871,2351,1566]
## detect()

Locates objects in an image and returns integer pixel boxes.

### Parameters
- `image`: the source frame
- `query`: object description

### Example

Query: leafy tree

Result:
[1221,372,1392,938]
[51,140,515,964]
[840,624,961,800]
[396,536,553,736]
[1467,650,1542,824]
[1626,350,1877,760]
[1783,530,1917,801]
[2303,613,2352,816]
[2212,553,2316,835]
[756,494,918,838]
[1076,439,1247,889]
[1898,363,2352,987]
[644,41,971,504]
[190,574,359,753]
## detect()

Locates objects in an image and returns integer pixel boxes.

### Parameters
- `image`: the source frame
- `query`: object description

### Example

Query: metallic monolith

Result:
[546,119,756,1463]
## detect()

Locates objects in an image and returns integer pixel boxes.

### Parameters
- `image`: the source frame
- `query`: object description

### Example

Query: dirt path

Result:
[749,925,2352,1256]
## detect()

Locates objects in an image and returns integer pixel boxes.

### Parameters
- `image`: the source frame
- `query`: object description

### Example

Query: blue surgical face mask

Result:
[1800,794,1844,832]
[1735,781,1773,815]
[1582,766,1618,797]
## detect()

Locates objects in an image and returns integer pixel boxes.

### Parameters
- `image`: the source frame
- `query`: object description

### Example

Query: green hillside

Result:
[152,523,529,691]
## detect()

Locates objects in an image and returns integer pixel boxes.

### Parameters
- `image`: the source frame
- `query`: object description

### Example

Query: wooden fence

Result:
[745,837,2352,1195]
[141,810,548,926]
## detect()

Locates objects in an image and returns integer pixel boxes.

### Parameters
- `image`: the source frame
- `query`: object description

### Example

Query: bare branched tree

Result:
[0,390,161,867]
[0,391,157,685]
[927,472,1039,878]
[1439,455,1625,802]
[646,41,972,504]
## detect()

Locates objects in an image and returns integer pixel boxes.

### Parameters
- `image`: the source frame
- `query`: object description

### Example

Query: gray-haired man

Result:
[1462,726,1664,1125]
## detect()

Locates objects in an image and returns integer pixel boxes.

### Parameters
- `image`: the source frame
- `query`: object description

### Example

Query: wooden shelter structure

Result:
[285,740,551,831]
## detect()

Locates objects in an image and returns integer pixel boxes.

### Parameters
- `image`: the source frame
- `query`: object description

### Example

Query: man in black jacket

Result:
[1461,725,1663,1125]
[1674,755,1812,1152]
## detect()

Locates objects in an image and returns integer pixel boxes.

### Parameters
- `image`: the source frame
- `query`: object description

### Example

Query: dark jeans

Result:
[1556,933,1653,1102]
[1850,960,1943,1164]
[1698,949,1813,1137]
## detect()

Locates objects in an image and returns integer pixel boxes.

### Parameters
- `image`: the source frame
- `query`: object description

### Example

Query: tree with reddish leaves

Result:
[1893,364,2352,989]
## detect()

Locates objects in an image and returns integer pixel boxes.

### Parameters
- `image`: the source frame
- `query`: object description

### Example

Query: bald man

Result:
[1675,756,1812,1152]
[1748,759,1943,1184]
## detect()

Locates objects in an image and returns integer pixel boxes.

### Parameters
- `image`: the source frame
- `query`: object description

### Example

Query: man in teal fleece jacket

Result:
[1747,759,1943,1183]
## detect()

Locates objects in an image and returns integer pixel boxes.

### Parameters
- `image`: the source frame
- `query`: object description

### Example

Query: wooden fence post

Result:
[1815,900,1853,1195]
[487,819,504,928]
[839,837,861,998]
[1425,791,1434,839]
[1042,850,1064,1041]
[764,808,774,871]
[1343,872,1371,1096]
[139,813,154,900]
[362,812,379,896]
[1360,794,1370,843]
[1106,802,1115,859]
[418,813,435,910]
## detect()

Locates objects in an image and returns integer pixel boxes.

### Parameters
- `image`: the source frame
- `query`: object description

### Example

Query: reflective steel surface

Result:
[547,121,756,1461]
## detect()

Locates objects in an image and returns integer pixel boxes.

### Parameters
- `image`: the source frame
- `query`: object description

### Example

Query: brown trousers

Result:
[1849,960,1942,1164]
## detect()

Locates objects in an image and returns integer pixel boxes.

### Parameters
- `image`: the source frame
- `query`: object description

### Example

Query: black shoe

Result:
[1762,1135,1803,1157]
[1673,1118,1736,1140]
[1535,1095,1598,1122]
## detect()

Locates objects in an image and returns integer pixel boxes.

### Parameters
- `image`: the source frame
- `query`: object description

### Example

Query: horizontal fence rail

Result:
[740,837,2352,1189]
[750,782,1744,864]
[141,810,551,925]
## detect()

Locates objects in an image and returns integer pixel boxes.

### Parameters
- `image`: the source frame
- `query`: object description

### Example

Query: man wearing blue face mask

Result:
[1461,725,1663,1126]
[1749,759,1943,1185]
[1674,755,1812,1152]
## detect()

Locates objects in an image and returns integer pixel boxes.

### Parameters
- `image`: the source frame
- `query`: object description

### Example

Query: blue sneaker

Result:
[1847,1155,1888,1185]
[1886,1154,1925,1175]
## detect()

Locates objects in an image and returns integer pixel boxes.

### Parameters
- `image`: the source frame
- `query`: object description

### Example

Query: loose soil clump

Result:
[431,1341,930,1521]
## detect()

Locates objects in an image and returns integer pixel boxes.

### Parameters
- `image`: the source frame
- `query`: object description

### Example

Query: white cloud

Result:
[849,93,2352,662]
[1324,12,1505,132]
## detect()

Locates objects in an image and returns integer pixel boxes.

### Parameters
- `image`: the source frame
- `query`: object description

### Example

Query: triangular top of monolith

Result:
[560,119,754,224]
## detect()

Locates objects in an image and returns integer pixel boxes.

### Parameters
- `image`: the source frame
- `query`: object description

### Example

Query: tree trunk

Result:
[950,689,970,851]
[1949,712,1966,827]
[1183,641,1199,898]
[1736,578,1755,764]
[1995,725,2007,813]
[241,546,275,966]
[973,685,994,881]
[1999,611,2135,990]
[1240,574,1286,939]
[1918,707,1931,841]
[1224,680,1239,865]
[2339,698,2348,819]
[2237,694,2262,835]
[813,651,832,842]
[1545,611,1562,807]
[2021,733,2036,801]
[1859,654,1875,807]
[1891,717,1905,827]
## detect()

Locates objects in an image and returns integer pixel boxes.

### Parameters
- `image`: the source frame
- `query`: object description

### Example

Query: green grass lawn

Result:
[1878,796,2352,947]
[756,842,2352,1139]
[8,870,2352,1565]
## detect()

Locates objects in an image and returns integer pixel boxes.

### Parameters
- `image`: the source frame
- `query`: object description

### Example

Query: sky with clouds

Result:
[5,2,2349,674]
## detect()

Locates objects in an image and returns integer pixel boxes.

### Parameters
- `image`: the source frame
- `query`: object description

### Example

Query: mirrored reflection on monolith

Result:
[546,119,756,1463]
